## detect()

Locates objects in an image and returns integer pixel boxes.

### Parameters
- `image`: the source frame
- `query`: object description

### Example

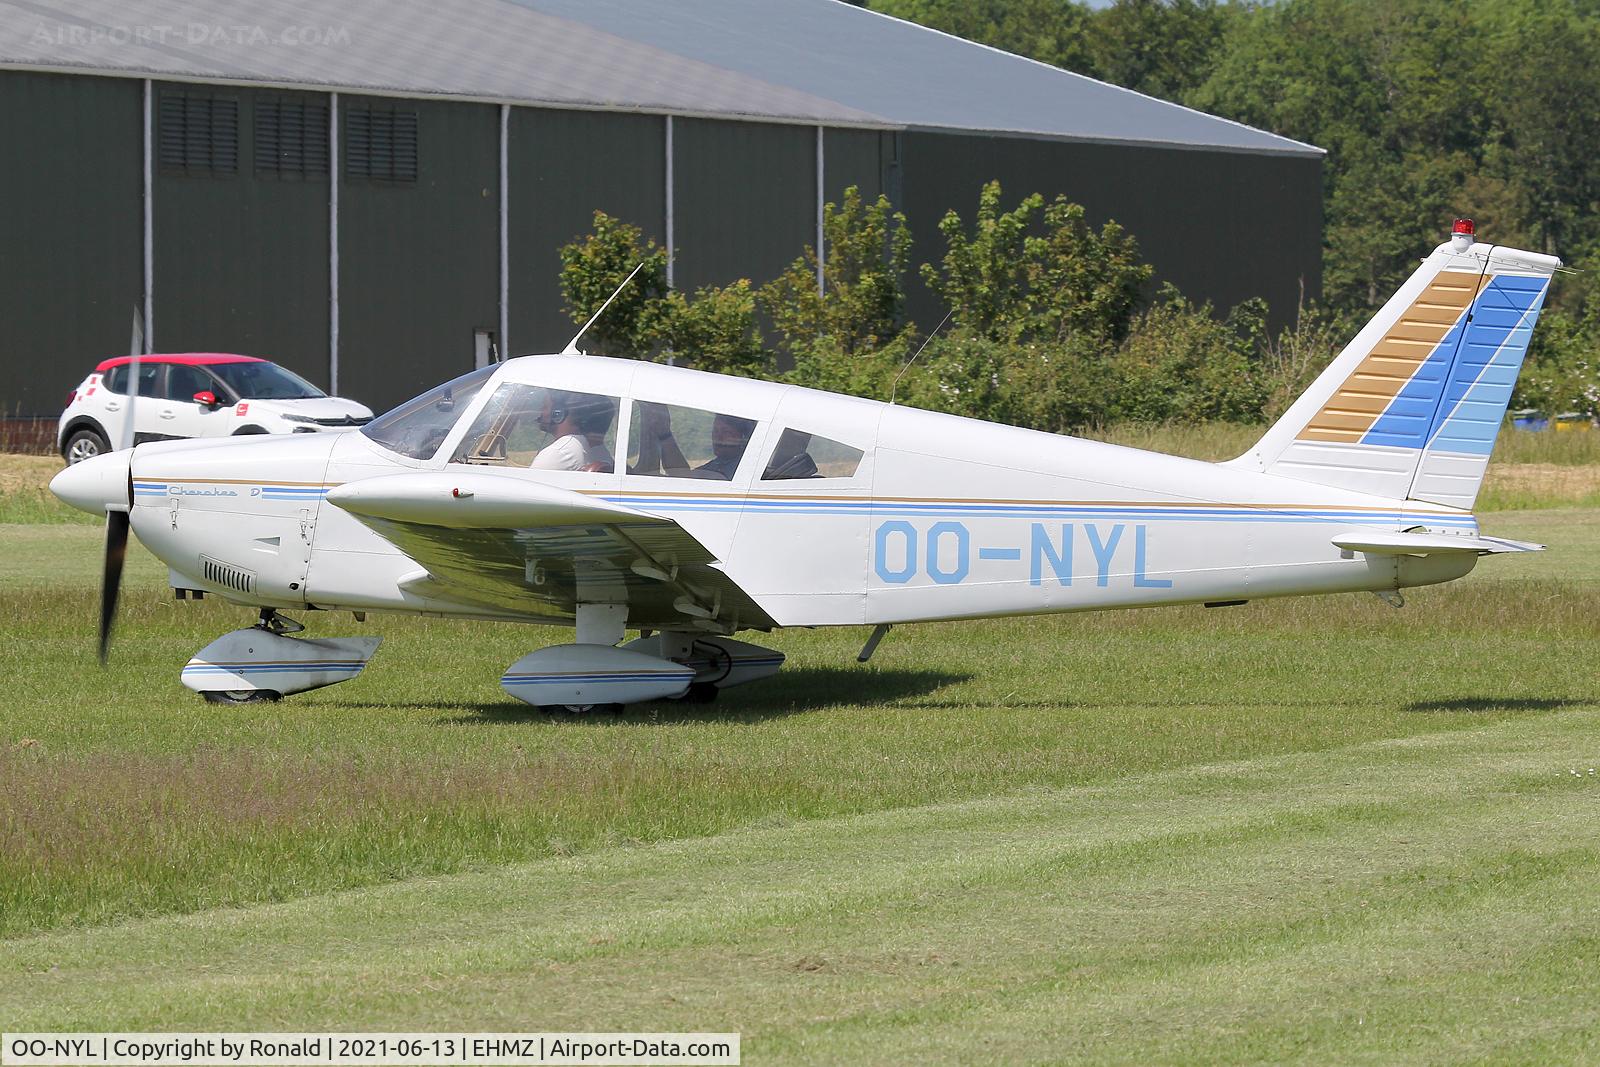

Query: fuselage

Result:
[123,354,1479,630]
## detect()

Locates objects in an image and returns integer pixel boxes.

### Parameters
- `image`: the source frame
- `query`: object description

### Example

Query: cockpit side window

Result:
[360,365,495,460]
[628,401,756,480]
[761,428,864,480]
[451,383,619,472]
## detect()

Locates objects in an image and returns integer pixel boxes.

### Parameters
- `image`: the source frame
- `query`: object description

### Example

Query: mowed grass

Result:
[1,447,1598,1058]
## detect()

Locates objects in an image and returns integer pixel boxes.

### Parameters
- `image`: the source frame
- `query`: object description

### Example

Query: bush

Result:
[896,331,1110,433]
[762,187,914,362]
[659,281,768,379]
[1103,289,1267,423]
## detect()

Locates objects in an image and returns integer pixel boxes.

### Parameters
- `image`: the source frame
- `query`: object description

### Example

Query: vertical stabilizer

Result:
[1229,223,1559,509]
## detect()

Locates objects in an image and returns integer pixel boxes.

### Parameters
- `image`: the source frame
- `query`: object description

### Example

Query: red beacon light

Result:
[1452,218,1475,236]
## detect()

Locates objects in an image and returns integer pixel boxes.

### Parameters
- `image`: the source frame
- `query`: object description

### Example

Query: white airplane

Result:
[52,222,1559,712]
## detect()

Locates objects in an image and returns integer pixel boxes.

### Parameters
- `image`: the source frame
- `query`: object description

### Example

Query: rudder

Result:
[1229,223,1558,509]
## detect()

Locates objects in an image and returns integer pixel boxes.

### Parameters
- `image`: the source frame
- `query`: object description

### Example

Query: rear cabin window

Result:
[452,383,619,473]
[101,363,163,397]
[628,402,756,480]
[761,428,865,480]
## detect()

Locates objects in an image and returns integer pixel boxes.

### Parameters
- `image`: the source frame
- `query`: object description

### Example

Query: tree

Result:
[920,182,1043,342]
[920,181,1152,345]
[557,212,670,359]
[1026,197,1152,345]
[868,0,1095,73]
[660,281,768,379]
[761,186,913,361]
[1082,0,1234,101]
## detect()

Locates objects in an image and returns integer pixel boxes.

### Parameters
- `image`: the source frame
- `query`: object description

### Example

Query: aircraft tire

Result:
[202,689,283,704]
[670,682,720,704]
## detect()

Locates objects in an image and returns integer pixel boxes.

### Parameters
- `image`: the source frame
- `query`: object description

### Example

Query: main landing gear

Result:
[497,606,786,715]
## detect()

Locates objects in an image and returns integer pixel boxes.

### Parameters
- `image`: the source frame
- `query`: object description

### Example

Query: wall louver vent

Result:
[345,106,418,182]
[159,93,239,175]
[256,99,329,176]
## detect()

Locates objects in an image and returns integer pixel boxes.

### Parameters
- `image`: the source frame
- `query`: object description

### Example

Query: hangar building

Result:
[0,0,1323,420]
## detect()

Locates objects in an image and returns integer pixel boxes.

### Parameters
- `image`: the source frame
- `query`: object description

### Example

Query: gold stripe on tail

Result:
[1297,271,1491,443]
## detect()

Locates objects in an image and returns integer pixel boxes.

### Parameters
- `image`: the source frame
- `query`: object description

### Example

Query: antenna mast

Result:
[561,262,645,356]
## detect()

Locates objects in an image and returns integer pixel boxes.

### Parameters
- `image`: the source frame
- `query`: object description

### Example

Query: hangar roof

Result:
[0,0,1322,157]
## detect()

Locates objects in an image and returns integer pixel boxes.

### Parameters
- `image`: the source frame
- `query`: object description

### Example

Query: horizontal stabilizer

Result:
[327,471,646,528]
[1332,530,1545,556]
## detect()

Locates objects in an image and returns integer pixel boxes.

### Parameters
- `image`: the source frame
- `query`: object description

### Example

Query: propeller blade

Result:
[99,509,130,665]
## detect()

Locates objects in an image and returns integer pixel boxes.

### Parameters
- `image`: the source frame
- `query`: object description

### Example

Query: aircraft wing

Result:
[326,472,774,631]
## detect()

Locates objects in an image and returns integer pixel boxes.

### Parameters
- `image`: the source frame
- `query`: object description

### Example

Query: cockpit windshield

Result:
[360,365,496,460]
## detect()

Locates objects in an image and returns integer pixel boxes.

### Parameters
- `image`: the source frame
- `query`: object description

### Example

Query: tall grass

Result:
[1,508,1595,939]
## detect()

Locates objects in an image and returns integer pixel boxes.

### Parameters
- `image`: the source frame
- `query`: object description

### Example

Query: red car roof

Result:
[94,353,268,373]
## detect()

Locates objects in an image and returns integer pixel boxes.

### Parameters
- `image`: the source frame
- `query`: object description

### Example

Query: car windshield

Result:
[361,365,497,460]
[206,361,326,400]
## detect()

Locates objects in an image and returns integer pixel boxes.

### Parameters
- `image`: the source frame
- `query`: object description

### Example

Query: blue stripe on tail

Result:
[1425,274,1549,456]
[1360,274,1547,452]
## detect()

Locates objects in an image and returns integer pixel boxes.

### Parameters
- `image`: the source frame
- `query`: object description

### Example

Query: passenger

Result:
[696,414,756,479]
[531,391,616,472]
[637,405,754,479]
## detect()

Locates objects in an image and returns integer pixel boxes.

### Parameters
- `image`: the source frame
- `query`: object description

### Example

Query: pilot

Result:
[532,391,616,473]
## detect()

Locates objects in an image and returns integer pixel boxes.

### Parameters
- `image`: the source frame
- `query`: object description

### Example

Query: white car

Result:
[59,353,374,463]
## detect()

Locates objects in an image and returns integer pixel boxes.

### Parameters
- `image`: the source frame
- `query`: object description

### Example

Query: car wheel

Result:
[232,425,269,435]
[64,428,112,464]
[538,703,623,715]
[201,689,283,704]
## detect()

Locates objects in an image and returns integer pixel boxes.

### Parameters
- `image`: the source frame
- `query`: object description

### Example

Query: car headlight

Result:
[280,414,319,424]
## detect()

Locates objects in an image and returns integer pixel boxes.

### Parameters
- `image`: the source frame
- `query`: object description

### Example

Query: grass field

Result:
[1,447,1598,1061]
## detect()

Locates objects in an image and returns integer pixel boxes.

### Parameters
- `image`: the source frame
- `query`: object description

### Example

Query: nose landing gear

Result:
[183,610,382,704]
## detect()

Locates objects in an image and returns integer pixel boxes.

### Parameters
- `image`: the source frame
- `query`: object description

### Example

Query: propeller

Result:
[49,450,137,663]
[98,509,130,664]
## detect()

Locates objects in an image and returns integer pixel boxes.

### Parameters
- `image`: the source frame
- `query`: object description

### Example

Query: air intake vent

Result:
[201,555,256,594]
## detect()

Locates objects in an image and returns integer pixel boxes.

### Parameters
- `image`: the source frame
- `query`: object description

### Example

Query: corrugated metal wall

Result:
[337,98,499,411]
[0,71,1324,420]
[0,72,141,416]
[508,108,665,356]
[900,132,1323,332]
[672,119,813,294]
[822,128,891,205]
[154,83,329,391]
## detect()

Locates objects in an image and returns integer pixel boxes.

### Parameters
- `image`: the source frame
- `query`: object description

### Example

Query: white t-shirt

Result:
[531,434,613,472]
